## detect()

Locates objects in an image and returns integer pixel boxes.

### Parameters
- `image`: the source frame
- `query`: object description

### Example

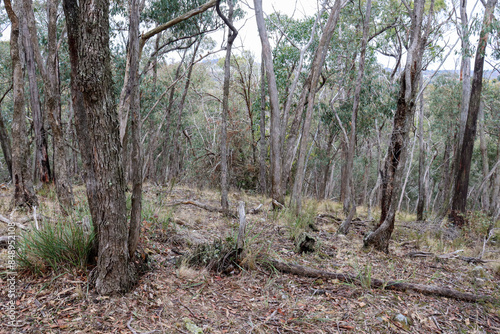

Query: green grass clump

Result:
[16,222,95,275]
[182,237,237,273]
[285,202,318,241]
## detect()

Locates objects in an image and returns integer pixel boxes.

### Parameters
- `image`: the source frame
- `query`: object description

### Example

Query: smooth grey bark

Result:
[279,7,324,191]
[290,0,342,214]
[478,105,489,211]
[457,0,471,154]
[364,0,434,253]
[258,55,267,194]
[416,76,426,221]
[491,133,500,217]
[24,0,74,212]
[5,0,37,209]
[361,142,371,207]
[217,0,237,212]
[338,0,372,233]
[0,85,13,179]
[126,0,143,258]
[21,14,51,184]
[451,0,498,223]
[254,0,283,207]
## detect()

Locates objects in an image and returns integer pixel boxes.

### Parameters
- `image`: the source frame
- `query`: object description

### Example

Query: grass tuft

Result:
[182,237,238,274]
[16,222,95,275]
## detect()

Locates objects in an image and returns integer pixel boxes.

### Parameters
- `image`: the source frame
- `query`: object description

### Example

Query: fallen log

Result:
[164,200,237,218]
[405,250,490,264]
[264,259,494,303]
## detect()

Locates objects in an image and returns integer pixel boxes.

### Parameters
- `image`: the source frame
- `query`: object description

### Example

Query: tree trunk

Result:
[478,105,489,211]
[22,0,74,212]
[21,15,51,184]
[341,0,372,217]
[5,0,37,209]
[63,0,135,295]
[290,0,342,214]
[491,133,500,218]
[361,141,371,207]
[416,77,426,221]
[318,130,336,200]
[364,0,432,252]
[0,86,13,179]
[47,0,74,212]
[258,55,267,194]
[254,0,283,207]
[170,40,200,181]
[451,0,497,224]
[456,0,471,159]
[126,0,143,259]
[217,0,237,212]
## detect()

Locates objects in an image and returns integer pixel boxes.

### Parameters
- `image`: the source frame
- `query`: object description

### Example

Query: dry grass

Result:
[0,183,499,333]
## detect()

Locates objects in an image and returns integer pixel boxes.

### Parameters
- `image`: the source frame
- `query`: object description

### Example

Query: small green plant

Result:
[16,222,95,275]
[182,237,237,273]
[285,203,318,241]
[357,262,373,289]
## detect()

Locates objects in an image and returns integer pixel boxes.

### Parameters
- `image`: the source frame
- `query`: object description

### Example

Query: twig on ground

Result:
[127,316,158,334]
[164,200,237,218]
[0,214,28,230]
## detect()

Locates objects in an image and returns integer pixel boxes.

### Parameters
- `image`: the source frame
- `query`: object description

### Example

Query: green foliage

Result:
[285,202,318,241]
[16,222,95,275]
[182,237,237,273]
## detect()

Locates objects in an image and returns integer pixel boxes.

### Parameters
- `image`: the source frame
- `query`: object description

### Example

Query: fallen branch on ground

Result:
[163,200,237,218]
[0,214,28,230]
[316,213,342,222]
[405,250,490,264]
[264,259,494,303]
[248,203,263,214]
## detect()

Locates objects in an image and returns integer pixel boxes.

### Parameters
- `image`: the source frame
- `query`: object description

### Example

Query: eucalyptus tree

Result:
[451,0,498,224]
[0,42,12,180]
[22,0,74,213]
[4,0,37,208]
[337,0,372,234]
[216,0,237,212]
[63,0,136,295]
[290,0,344,214]
[364,0,436,253]
[427,74,461,213]
[254,0,284,207]
[20,10,51,185]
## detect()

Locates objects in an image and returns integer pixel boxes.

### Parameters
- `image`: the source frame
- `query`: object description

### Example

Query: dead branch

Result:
[316,213,342,222]
[0,214,28,230]
[126,316,158,334]
[405,250,490,264]
[248,203,263,214]
[272,199,285,210]
[163,200,237,218]
[264,259,494,303]
[236,201,246,252]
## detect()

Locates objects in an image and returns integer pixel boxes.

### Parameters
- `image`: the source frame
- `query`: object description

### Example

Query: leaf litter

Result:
[0,184,499,333]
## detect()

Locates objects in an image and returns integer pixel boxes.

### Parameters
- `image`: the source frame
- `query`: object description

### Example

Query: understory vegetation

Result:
[1,184,499,333]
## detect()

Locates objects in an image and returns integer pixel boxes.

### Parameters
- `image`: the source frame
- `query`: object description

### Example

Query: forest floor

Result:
[0,184,500,334]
